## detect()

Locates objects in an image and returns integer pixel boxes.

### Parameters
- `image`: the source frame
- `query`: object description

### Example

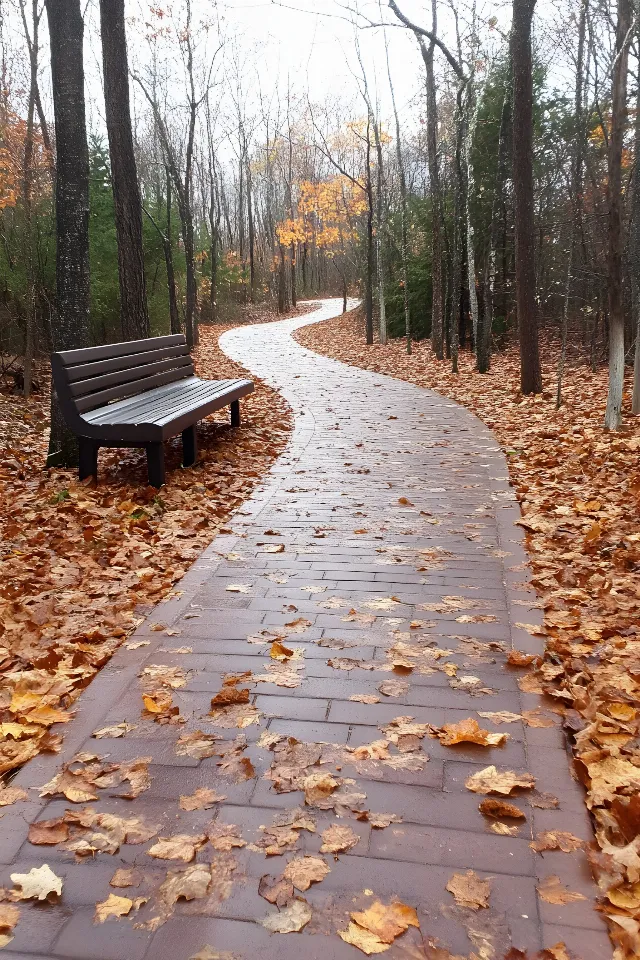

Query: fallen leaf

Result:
[261,897,312,933]
[92,722,137,739]
[0,785,28,806]
[208,823,246,851]
[147,834,207,862]
[349,899,420,945]
[94,893,133,923]
[179,787,226,811]
[479,798,526,820]
[110,867,142,888]
[320,823,360,853]
[378,680,409,698]
[28,818,69,845]
[465,765,536,795]
[350,694,381,704]
[282,855,330,891]
[258,874,294,907]
[530,832,583,853]
[11,864,63,900]
[175,731,219,760]
[537,875,587,904]
[446,871,491,909]
[434,718,508,747]
[270,640,294,660]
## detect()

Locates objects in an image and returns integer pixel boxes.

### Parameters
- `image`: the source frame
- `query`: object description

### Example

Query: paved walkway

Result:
[2,300,608,960]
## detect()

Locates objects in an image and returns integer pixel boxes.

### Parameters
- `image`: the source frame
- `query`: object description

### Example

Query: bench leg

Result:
[182,425,197,467]
[146,443,165,488]
[230,399,241,428]
[78,438,99,481]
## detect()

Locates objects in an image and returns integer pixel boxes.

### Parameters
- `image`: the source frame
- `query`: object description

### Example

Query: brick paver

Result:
[2,300,609,959]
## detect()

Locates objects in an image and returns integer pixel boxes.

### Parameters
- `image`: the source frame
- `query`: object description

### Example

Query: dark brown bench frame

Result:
[51,334,254,487]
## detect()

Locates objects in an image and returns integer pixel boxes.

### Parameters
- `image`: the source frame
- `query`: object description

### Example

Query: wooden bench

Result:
[51,334,254,487]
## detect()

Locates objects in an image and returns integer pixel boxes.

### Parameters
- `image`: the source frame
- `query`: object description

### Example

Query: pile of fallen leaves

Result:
[295,308,640,957]
[0,318,292,777]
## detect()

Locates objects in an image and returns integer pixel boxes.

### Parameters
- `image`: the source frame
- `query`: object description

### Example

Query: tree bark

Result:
[365,118,374,345]
[99,0,150,342]
[45,0,90,467]
[605,0,632,427]
[511,0,543,394]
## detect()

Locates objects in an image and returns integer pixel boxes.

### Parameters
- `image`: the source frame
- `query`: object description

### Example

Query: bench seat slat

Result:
[83,377,239,425]
[70,354,194,399]
[66,343,190,383]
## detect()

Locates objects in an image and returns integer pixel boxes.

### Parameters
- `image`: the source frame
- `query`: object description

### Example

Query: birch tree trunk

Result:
[604,0,632,427]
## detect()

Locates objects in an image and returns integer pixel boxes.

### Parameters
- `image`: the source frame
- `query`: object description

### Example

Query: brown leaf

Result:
[147,834,207,862]
[465,765,536,795]
[207,822,246,852]
[282,855,330,891]
[210,686,250,708]
[434,718,508,747]
[110,867,142,888]
[507,650,537,667]
[479,798,526,820]
[530,832,583,853]
[258,874,294,907]
[350,899,420,944]
[537,876,587,904]
[350,694,381,704]
[270,640,294,660]
[28,818,69,845]
[378,679,409,698]
[0,785,28,806]
[302,771,339,807]
[320,823,360,853]
[446,870,491,909]
[175,731,219,760]
[179,787,226,811]
[94,893,133,923]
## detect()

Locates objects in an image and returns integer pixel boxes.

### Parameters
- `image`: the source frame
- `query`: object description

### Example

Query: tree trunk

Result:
[165,174,180,335]
[22,0,38,397]
[605,0,632,428]
[374,118,387,345]
[450,83,466,374]
[278,244,289,314]
[478,78,511,373]
[511,0,543,394]
[246,152,256,303]
[45,0,90,467]
[365,120,374,345]
[99,0,150,342]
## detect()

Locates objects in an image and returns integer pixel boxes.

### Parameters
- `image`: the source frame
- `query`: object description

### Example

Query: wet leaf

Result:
[28,818,69,845]
[446,871,491,909]
[531,832,583,853]
[11,864,63,900]
[258,874,294,907]
[147,833,207,862]
[179,787,226,811]
[433,718,508,747]
[537,876,587,904]
[378,680,409,698]
[465,765,536,795]
[320,823,360,853]
[176,731,219,760]
[94,893,133,923]
[261,897,312,933]
[282,855,330,891]
[110,867,142,888]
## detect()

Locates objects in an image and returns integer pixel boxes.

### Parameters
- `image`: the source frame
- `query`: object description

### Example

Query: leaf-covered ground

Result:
[0,318,293,777]
[295,308,640,958]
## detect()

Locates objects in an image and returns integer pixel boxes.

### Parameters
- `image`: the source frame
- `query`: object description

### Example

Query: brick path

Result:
[2,299,609,959]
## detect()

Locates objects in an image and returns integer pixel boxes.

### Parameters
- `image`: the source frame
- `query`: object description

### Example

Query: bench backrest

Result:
[51,334,194,417]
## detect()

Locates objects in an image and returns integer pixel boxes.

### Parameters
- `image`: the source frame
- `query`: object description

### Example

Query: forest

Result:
[1,2,640,958]
[1,0,639,445]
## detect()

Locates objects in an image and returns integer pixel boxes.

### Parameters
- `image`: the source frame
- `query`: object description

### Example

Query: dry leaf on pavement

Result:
[179,787,226,811]
[261,897,312,933]
[175,731,219,760]
[378,680,409,698]
[147,833,207,862]
[446,871,491,910]
[530,831,584,853]
[258,874,294,907]
[11,864,63,900]
[433,718,508,747]
[479,798,526,820]
[282,855,330,891]
[110,867,142,888]
[320,823,360,853]
[94,893,133,923]
[350,694,381,704]
[465,765,536,795]
[340,899,420,953]
[28,818,70,845]
[207,823,246,851]
[537,876,587,904]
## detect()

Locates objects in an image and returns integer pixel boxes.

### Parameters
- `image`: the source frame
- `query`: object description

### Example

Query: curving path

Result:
[1,300,607,960]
